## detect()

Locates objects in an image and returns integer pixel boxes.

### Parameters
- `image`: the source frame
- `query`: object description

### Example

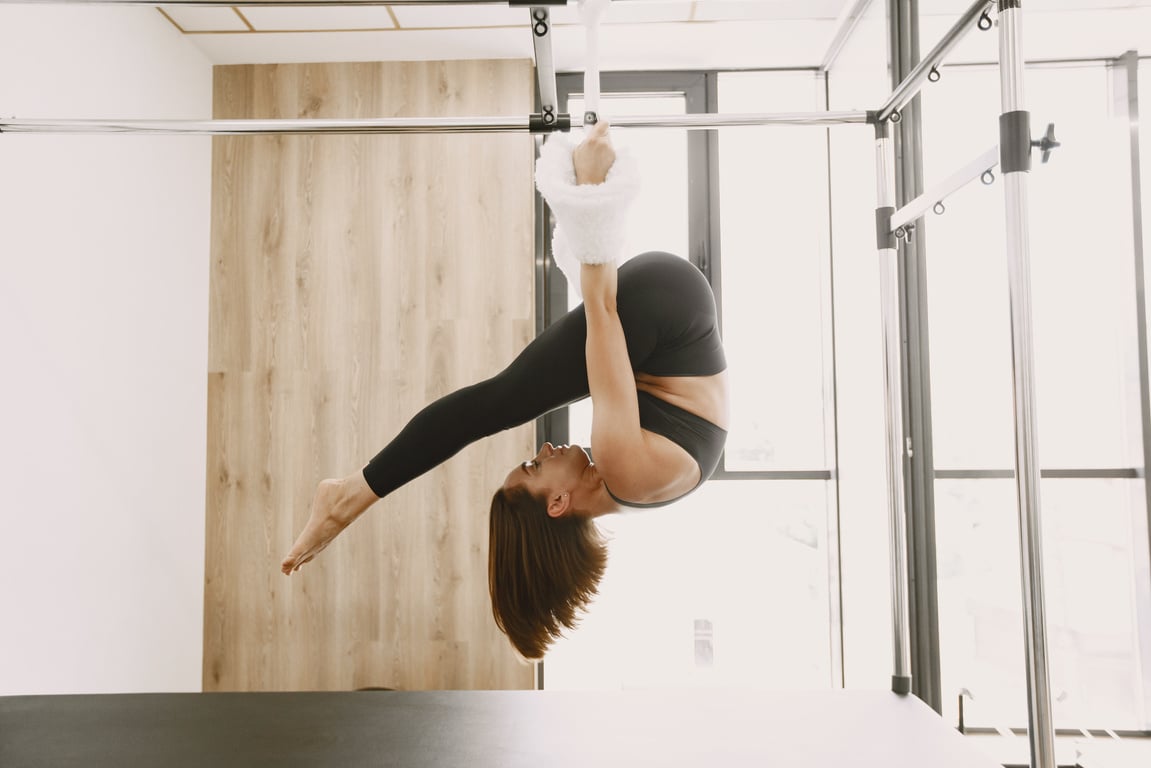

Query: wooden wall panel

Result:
[205,61,536,691]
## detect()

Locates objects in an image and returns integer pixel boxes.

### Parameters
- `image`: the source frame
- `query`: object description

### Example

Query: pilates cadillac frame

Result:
[0,1,1059,765]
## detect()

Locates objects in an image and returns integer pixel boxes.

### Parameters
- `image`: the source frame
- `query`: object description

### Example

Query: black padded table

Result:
[1,689,1003,767]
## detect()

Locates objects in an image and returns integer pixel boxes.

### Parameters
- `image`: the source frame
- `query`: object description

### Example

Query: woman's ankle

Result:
[335,471,379,520]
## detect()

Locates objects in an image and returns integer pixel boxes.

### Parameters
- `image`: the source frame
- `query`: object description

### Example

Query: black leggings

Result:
[362,252,725,498]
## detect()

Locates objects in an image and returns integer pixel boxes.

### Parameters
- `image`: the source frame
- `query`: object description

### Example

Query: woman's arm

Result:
[574,127,682,500]
[581,263,644,476]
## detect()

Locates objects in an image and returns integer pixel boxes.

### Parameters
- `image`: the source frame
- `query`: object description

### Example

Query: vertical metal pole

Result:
[888,0,942,712]
[875,119,913,695]
[529,7,559,130]
[996,2,1056,765]
[1116,50,1151,727]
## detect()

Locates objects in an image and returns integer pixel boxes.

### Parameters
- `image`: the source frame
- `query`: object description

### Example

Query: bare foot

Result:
[281,478,364,575]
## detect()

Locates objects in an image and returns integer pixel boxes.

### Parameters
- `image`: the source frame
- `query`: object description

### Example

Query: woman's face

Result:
[502,442,594,505]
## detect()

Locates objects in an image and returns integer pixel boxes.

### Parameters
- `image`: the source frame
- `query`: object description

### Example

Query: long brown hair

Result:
[488,485,608,659]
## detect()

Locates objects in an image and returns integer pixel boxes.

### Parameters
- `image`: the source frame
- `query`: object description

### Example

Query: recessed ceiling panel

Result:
[160,6,248,32]
[241,6,397,31]
[548,1,695,25]
[693,0,848,22]
[391,4,528,28]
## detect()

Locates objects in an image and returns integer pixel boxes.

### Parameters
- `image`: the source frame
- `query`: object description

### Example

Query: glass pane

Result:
[935,478,1146,729]
[717,72,834,471]
[922,65,1143,469]
[545,480,835,691]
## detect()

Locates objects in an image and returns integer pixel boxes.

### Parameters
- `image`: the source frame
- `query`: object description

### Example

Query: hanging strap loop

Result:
[580,0,610,125]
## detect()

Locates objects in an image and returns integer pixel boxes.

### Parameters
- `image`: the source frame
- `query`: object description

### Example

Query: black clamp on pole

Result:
[999,110,1032,173]
[876,207,897,250]
[1001,112,1061,172]
[529,112,572,134]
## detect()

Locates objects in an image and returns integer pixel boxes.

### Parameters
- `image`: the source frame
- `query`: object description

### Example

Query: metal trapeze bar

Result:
[888,144,998,232]
[876,0,994,122]
[0,111,872,136]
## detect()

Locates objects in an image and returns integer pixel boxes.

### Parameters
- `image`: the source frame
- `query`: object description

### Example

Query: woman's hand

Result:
[573,121,616,185]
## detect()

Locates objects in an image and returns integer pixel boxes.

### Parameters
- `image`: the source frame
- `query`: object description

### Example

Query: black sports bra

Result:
[604,390,727,509]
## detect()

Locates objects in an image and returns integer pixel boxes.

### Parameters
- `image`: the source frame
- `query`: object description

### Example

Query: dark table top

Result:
[0,688,1003,767]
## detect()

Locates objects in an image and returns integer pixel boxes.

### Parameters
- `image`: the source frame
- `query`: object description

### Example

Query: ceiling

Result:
[160,0,1151,69]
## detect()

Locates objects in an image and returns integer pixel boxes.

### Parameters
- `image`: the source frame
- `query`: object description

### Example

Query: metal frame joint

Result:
[529,112,571,134]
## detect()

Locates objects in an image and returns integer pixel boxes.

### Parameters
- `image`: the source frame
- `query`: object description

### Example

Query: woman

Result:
[281,123,729,659]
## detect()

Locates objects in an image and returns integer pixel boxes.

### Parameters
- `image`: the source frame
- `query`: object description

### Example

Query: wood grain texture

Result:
[205,61,536,691]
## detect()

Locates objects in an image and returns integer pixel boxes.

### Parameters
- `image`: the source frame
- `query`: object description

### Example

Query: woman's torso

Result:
[604,254,730,506]
[635,370,730,431]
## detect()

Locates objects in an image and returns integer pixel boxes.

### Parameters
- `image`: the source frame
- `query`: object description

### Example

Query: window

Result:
[922,62,1151,729]
[542,71,840,691]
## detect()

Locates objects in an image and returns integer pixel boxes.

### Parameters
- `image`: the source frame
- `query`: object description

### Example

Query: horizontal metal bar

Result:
[711,469,834,481]
[934,468,1142,480]
[889,145,998,232]
[611,111,871,128]
[0,0,557,5]
[961,726,1151,738]
[0,116,535,135]
[0,111,872,136]
[876,0,994,122]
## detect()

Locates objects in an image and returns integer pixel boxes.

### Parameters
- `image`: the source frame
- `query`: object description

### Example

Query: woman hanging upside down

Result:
[281,122,729,659]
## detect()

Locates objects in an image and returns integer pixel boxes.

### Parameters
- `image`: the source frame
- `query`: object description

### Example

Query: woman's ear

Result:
[546,490,571,518]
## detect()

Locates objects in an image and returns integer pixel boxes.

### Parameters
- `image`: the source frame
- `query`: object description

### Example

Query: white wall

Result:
[0,7,212,694]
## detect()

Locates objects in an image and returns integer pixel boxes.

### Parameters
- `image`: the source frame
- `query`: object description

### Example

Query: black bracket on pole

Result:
[999,110,1032,173]
[1000,112,1061,172]
[529,112,572,134]
[876,206,896,249]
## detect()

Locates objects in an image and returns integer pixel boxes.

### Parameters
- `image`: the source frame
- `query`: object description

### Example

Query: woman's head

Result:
[488,444,609,659]
[502,442,599,518]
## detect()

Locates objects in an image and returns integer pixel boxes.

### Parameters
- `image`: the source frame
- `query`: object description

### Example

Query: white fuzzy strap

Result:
[534,131,640,296]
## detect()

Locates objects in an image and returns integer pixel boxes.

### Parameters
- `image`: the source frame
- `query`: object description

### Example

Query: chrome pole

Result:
[997,2,1056,766]
[876,0,993,122]
[0,111,872,136]
[874,119,913,696]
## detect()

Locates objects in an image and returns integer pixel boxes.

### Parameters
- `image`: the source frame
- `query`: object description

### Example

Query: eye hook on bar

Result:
[978,9,993,31]
[933,201,946,215]
[981,169,996,185]
[927,65,941,83]
[532,7,549,36]
[893,223,916,243]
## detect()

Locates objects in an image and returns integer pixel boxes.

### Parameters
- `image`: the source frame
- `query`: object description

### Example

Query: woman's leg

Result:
[282,255,679,574]
[282,305,595,574]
